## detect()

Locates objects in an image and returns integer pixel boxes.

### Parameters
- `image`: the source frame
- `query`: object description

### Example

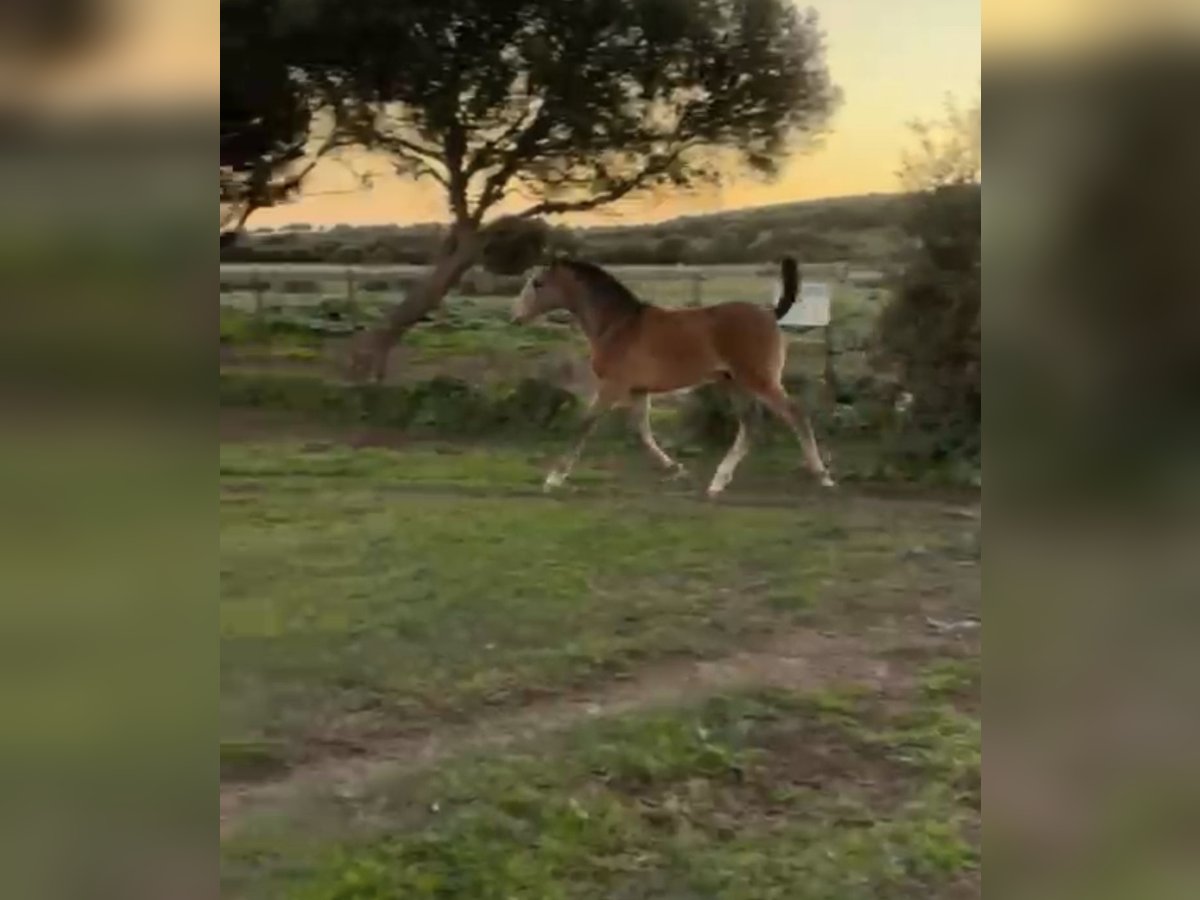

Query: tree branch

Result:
[375,133,452,187]
[463,99,541,180]
[512,181,641,219]
[219,126,348,239]
[444,119,471,223]
[374,133,446,165]
[509,141,695,220]
[469,104,557,223]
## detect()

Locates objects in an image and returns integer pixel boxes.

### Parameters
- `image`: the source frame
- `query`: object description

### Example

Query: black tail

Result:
[773,256,800,320]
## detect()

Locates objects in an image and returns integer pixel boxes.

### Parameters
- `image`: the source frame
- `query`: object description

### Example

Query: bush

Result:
[677,383,745,446]
[220,373,581,436]
[877,183,980,464]
[481,217,548,276]
[494,378,580,429]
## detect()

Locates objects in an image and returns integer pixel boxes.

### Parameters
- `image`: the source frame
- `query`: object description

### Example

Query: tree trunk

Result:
[346,223,482,383]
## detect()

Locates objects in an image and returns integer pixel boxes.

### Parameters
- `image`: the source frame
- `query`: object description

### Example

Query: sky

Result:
[249,0,980,228]
[27,0,1195,228]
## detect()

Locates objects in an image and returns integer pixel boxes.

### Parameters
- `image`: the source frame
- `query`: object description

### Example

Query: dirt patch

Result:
[220,624,954,836]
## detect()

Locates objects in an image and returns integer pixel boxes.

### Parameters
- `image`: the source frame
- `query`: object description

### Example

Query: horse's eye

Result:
[532,277,544,288]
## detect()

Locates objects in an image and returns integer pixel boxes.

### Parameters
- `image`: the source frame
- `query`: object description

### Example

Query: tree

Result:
[309,0,839,381]
[220,0,362,243]
[879,97,981,462]
[897,94,980,192]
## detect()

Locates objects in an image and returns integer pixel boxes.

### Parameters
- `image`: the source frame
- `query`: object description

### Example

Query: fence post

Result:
[345,267,357,306]
[690,270,703,307]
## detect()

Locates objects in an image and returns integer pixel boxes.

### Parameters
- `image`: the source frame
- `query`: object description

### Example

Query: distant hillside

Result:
[224,192,913,267]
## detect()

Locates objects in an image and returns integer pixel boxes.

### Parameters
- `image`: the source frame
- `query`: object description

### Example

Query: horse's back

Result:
[703,301,779,332]
[643,302,776,338]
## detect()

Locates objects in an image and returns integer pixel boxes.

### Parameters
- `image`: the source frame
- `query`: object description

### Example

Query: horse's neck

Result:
[568,292,635,346]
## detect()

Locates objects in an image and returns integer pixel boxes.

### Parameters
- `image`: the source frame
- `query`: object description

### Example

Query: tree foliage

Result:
[479,217,550,275]
[880,99,981,462]
[897,95,980,192]
[308,0,839,228]
[220,0,366,239]
[221,1,307,232]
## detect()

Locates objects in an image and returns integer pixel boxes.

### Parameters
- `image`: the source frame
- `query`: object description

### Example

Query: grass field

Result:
[220,437,980,898]
[218,257,977,897]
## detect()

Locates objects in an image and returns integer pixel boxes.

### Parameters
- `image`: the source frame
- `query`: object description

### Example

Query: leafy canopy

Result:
[221,1,313,229]
[220,0,368,235]
[305,0,839,225]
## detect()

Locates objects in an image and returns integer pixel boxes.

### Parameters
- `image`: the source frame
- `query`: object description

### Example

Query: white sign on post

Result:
[777,280,832,329]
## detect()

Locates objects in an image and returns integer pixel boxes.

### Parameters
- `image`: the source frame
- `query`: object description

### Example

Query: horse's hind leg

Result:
[632,394,687,478]
[706,387,754,498]
[746,381,836,488]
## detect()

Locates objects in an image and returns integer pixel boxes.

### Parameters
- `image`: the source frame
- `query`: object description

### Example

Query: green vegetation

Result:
[221,442,976,754]
[879,183,980,465]
[224,193,910,267]
[220,433,979,899]
[219,372,583,436]
[218,366,981,486]
[223,685,979,899]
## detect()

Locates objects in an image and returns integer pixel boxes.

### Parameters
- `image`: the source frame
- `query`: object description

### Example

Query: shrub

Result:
[877,183,980,464]
[219,373,581,436]
[494,378,580,430]
[481,217,548,276]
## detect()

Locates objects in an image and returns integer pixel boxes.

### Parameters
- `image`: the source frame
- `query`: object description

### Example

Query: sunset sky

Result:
[255,0,981,228]
[43,1,1194,228]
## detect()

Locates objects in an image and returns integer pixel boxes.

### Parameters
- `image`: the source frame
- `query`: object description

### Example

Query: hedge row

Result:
[222,371,897,444]
[220,371,582,436]
[219,370,980,486]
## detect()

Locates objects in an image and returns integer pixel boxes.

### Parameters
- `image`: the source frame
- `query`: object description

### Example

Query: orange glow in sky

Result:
[251,0,980,228]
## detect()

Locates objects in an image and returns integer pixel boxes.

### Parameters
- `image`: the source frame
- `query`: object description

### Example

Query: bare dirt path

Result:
[221,622,975,837]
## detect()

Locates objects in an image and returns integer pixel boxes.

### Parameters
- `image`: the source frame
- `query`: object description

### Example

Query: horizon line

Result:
[250,189,912,232]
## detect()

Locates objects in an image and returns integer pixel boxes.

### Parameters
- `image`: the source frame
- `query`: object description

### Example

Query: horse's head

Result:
[511,262,571,324]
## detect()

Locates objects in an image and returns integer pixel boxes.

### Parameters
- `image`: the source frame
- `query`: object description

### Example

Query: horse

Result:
[510,257,836,497]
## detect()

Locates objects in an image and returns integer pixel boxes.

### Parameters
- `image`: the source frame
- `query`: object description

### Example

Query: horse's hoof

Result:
[819,474,837,489]
[543,471,566,492]
[667,464,690,481]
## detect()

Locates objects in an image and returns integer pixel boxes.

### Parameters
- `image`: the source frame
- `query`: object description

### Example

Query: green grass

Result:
[223,685,979,899]
[220,440,979,898]
[221,442,973,753]
[406,312,579,359]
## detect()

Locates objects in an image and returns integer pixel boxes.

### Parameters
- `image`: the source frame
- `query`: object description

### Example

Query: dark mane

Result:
[557,259,647,314]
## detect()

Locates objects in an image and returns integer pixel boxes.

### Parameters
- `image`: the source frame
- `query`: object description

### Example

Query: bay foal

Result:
[511,258,835,497]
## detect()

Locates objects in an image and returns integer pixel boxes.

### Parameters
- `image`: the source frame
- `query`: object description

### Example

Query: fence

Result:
[220,262,894,408]
[218,262,887,317]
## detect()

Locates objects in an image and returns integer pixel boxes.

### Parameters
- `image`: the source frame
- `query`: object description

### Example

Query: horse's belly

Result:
[637,358,724,393]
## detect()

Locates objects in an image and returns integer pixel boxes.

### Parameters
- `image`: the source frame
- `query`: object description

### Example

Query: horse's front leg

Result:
[544,388,620,492]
